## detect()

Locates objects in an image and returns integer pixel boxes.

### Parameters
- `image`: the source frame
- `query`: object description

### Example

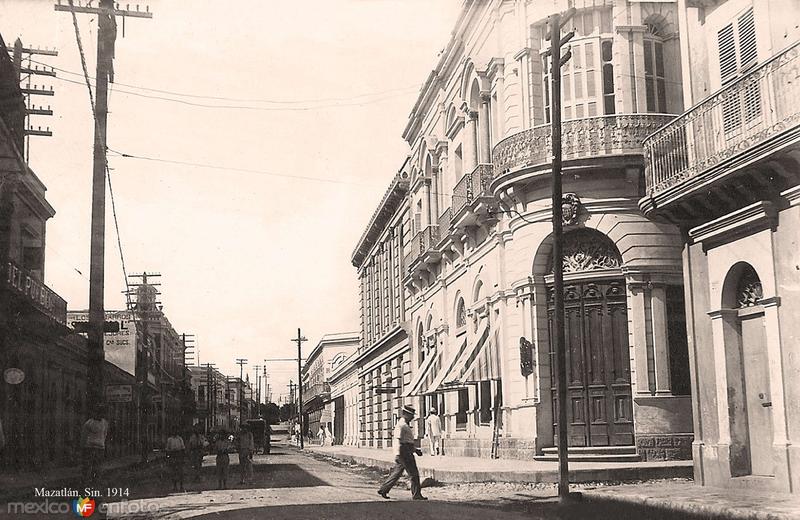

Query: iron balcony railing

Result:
[452,163,493,217]
[438,207,453,237]
[408,225,440,266]
[644,42,800,196]
[4,260,67,324]
[493,114,675,178]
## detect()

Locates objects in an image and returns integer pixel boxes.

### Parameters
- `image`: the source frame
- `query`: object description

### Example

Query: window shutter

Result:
[737,7,757,70]
[718,22,737,84]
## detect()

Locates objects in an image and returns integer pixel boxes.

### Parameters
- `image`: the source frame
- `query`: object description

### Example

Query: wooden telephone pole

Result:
[546,7,576,502]
[55,0,153,416]
[236,358,248,425]
[291,329,307,449]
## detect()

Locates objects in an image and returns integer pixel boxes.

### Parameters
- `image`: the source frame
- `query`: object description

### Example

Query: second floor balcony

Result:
[642,42,800,219]
[492,114,676,191]
[406,225,441,272]
[451,163,495,228]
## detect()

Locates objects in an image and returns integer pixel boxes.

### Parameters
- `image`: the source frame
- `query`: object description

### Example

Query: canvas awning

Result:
[463,317,502,383]
[439,319,491,390]
[401,350,440,398]
[426,334,471,393]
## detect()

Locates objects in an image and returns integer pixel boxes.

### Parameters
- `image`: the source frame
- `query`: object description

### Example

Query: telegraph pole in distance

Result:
[291,329,308,449]
[236,358,247,426]
[545,6,575,502]
[253,365,261,418]
[54,0,153,417]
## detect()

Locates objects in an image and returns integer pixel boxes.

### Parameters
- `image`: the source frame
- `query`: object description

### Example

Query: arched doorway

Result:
[546,229,633,447]
[722,262,773,477]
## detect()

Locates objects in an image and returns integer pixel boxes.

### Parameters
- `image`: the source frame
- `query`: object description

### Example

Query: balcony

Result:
[407,225,441,269]
[437,207,453,239]
[642,42,800,215]
[492,114,676,185]
[3,260,67,324]
[452,163,495,227]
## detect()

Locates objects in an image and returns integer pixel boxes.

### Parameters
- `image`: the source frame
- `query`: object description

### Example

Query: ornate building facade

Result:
[399,0,693,460]
[640,0,800,492]
[351,168,413,449]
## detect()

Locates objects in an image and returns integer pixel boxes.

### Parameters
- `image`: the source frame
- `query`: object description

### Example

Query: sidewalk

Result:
[580,480,800,520]
[306,444,692,484]
[0,453,159,503]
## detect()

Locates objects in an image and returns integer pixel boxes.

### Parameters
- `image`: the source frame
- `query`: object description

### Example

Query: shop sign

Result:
[106,384,133,402]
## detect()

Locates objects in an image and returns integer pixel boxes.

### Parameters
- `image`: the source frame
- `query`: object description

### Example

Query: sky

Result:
[0,0,461,403]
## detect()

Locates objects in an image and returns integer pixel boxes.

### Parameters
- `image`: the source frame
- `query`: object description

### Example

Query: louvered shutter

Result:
[717,6,760,134]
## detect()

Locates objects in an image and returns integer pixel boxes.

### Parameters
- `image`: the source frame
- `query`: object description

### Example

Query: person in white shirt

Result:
[238,424,255,484]
[165,428,186,492]
[425,408,443,456]
[377,405,427,500]
[80,406,109,486]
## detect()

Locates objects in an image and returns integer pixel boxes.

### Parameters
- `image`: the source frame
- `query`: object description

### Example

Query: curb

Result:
[579,489,794,520]
[313,450,693,484]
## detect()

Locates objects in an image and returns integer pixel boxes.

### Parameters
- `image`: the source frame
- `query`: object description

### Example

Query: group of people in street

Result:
[74,405,273,493]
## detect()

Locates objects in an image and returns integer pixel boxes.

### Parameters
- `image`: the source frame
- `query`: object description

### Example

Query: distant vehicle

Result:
[246,419,267,451]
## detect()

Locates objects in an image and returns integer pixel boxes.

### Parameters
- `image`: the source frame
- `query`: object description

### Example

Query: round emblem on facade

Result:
[4,368,25,385]
[562,193,581,226]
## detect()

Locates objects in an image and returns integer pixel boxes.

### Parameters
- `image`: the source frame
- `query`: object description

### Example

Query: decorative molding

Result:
[561,193,581,226]
[513,47,531,61]
[688,200,778,245]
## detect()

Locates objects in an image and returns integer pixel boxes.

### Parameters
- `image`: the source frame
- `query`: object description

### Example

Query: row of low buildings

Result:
[0,33,194,469]
[304,0,800,496]
[188,364,256,434]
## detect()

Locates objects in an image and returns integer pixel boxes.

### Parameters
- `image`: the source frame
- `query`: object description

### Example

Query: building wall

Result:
[398,0,692,459]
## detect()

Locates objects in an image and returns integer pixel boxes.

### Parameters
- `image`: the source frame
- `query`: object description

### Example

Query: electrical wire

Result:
[24,56,423,105]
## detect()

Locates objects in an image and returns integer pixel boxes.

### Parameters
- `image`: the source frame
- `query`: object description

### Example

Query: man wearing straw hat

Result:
[377,404,427,500]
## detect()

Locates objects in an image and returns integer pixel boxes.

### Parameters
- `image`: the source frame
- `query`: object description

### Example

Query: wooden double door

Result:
[548,279,634,447]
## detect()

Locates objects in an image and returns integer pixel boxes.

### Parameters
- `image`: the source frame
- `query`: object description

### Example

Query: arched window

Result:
[455,298,467,329]
[548,228,622,273]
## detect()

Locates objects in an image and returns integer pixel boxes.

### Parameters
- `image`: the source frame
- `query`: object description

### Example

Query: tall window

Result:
[718,6,760,134]
[542,54,551,123]
[601,40,615,114]
[478,380,492,424]
[456,388,469,429]
[644,35,667,113]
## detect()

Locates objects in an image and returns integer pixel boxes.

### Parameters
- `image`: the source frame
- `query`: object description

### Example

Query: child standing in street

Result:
[214,430,231,489]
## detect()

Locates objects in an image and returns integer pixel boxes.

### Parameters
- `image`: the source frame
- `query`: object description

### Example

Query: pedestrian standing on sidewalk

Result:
[425,408,442,456]
[317,424,325,446]
[263,423,271,455]
[378,405,427,500]
[165,428,186,492]
[187,426,206,481]
[80,405,108,487]
[214,430,231,489]
[0,415,5,452]
[238,424,254,484]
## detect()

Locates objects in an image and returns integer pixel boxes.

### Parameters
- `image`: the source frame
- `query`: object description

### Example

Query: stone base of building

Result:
[636,434,693,461]
[442,437,538,459]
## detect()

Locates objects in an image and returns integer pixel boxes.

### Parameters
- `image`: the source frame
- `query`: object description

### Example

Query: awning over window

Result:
[463,317,502,383]
[401,350,440,398]
[440,319,491,390]
[425,336,469,394]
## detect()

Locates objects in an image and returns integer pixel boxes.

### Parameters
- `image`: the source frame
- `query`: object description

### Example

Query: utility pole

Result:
[291,329,308,449]
[203,363,217,433]
[54,0,153,417]
[253,365,261,418]
[546,6,575,502]
[236,358,247,426]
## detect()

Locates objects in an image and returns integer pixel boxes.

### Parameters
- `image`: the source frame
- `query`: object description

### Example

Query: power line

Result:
[24,56,423,104]
[51,74,419,111]
[106,146,380,187]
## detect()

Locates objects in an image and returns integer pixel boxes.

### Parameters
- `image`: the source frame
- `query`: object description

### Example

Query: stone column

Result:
[463,106,478,173]
[627,283,650,395]
[479,91,492,163]
[430,167,440,224]
[425,179,433,227]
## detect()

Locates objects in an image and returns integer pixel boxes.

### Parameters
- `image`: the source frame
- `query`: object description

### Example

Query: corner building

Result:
[640,0,800,492]
[400,0,693,460]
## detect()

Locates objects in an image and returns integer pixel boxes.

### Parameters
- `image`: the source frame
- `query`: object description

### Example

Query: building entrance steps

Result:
[534,445,641,463]
[305,445,690,484]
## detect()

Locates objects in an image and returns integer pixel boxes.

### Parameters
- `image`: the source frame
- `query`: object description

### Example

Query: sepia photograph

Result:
[0,0,798,518]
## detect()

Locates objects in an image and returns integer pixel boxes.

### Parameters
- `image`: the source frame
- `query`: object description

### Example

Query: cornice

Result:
[351,173,410,267]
